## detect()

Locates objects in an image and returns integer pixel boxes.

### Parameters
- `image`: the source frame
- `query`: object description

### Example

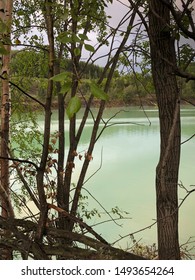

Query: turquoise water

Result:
[30,106,195,254]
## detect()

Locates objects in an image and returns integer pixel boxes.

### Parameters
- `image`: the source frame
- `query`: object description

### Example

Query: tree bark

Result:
[35,0,55,242]
[0,0,14,260]
[149,0,181,259]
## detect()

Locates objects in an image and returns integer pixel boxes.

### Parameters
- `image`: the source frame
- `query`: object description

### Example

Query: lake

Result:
[35,106,195,256]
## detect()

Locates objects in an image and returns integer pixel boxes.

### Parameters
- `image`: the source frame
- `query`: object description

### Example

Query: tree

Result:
[148,0,195,260]
[148,0,181,260]
[0,0,145,259]
[0,0,14,260]
[126,0,195,259]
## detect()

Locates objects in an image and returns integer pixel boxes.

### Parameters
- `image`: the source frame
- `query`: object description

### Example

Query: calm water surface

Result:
[39,106,195,252]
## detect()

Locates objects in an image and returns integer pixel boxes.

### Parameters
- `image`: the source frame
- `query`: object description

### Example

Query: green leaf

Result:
[57,32,71,44]
[66,96,81,119]
[60,9,69,21]
[90,82,108,101]
[31,34,38,41]
[72,34,81,43]
[60,81,72,93]
[50,72,69,82]
[58,36,71,44]
[17,10,26,16]
[74,47,81,56]
[84,44,95,52]
[78,33,90,41]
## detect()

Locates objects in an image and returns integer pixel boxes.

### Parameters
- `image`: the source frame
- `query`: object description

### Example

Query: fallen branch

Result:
[0,216,145,259]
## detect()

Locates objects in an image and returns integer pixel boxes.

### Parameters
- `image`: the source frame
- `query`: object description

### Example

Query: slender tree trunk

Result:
[149,0,181,259]
[35,0,54,243]
[70,10,138,229]
[0,0,14,259]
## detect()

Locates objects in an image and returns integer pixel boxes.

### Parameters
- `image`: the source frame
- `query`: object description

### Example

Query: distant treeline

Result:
[10,49,104,79]
[10,49,195,106]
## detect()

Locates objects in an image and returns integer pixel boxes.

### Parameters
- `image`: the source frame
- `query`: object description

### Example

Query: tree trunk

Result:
[35,0,54,242]
[0,0,14,259]
[149,0,181,259]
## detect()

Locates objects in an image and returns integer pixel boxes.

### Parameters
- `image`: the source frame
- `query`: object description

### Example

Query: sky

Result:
[106,0,130,28]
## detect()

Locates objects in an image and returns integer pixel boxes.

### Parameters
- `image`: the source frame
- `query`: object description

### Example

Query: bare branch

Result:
[0,75,45,108]
[0,155,39,170]
[181,133,195,145]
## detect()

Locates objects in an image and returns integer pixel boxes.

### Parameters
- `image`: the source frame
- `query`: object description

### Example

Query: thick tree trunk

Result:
[149,1,181,259]
[0,0,14,259]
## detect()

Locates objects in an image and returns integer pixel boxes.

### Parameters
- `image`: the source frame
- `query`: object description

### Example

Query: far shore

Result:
[17,95,195,111]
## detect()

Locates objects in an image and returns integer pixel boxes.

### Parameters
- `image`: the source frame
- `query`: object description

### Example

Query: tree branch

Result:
[0,155,39,170]
[0,75,45,108]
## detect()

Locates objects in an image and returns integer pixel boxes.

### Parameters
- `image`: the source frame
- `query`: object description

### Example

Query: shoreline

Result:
[18,95,195,111]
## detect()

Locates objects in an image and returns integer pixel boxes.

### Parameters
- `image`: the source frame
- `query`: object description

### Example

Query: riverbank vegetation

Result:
[10,49,195,110]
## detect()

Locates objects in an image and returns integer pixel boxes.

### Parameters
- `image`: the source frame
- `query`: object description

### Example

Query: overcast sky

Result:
[106,0,130,28]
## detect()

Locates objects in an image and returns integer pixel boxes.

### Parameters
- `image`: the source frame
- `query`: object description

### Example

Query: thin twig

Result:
[96,109,146,142]
[112,183,195,246]
[83,147,104,185]
[81,186,123,227]
[91,216,132,229]
[181,133,195,145]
